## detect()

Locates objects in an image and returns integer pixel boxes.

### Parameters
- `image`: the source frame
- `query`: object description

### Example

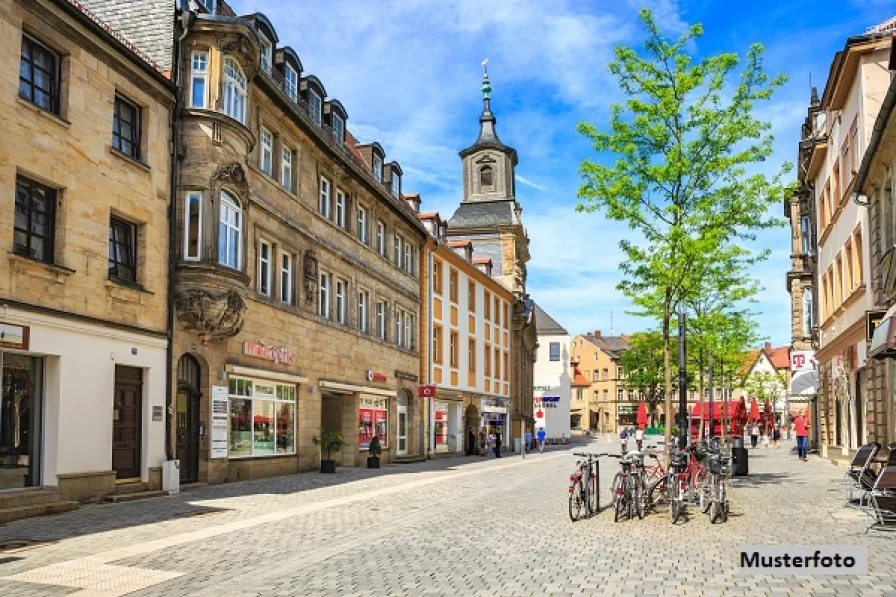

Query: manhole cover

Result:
[0,539,53,554]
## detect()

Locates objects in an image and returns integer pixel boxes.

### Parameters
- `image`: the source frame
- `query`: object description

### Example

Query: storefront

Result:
[433,401,450,452]
[617,404,637,429]
[481,398,508,439]
[359,395,388,450]
[0,349,43,490]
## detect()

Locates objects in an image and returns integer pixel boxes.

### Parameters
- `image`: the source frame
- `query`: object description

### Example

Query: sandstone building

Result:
[570,332,630,433]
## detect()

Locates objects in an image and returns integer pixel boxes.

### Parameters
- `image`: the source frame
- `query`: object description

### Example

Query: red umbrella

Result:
[749,397,760,422]
[636,401,648,429]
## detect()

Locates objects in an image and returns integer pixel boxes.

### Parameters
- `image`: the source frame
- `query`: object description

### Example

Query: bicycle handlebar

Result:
[573,452,608,458]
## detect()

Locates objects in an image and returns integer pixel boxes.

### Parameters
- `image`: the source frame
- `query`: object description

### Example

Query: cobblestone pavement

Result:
[0,442,893,596]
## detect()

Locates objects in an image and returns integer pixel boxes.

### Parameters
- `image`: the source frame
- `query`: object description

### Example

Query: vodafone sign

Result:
[366,370,388,383]
[418,384,437,398]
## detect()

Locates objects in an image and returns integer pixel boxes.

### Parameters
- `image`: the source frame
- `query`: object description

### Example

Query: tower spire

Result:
[474,59,500,146]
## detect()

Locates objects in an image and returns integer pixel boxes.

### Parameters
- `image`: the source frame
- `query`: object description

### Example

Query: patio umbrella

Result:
[636,401,648,429]
[749,397,760,422]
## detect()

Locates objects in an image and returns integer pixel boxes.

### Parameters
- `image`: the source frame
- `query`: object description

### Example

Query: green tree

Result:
[576,10,792,449]
[619,331,669,426]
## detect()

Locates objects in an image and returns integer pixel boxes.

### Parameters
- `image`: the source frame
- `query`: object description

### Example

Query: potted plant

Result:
[312,429,346,473]
[367,436,382,469]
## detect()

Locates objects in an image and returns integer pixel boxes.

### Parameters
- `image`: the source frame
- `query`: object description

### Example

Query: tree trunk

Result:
[663,286,672,463]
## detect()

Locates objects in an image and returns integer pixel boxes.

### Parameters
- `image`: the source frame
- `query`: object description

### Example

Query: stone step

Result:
[113,481,149,495]
[0,501,78,525]
[393,455,427,464]
[104,490,167,504]
[0,489,64,510]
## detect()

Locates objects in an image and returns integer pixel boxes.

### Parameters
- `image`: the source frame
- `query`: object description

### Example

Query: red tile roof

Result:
[571,367,590,387]
[766,345,791,370]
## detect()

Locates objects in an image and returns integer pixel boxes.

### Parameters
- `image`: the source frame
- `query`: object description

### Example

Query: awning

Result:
[788,369,818,396]
[870,303,896,359]
[225,365,309,384]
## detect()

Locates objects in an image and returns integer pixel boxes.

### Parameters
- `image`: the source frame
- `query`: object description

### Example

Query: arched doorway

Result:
[176,354,202,483]
[464,403,480,455]
[396,391,409,456]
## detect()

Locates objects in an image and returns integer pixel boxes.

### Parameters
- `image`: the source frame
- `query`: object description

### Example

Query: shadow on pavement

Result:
[731,472,799,487]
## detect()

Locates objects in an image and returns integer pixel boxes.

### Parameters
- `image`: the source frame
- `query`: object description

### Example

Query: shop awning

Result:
[870,303,896,360]
[788,369,819,396]
[225,365,309,384]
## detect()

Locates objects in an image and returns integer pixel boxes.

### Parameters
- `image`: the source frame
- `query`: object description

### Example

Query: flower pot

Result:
[367,456,380,469]
[320,459,336,473]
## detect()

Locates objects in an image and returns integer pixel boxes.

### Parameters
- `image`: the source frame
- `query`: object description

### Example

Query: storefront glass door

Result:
[397,405,407,455]
[0,353,43,490]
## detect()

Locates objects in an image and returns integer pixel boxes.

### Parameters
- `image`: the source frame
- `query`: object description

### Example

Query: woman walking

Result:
[750,422,759,448]
[773,424,781,448]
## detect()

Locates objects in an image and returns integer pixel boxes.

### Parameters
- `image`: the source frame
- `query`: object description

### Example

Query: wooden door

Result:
[113,366,142,479]
[176,389,199,483]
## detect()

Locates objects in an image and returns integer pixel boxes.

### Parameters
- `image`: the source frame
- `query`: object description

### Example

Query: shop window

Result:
[228,377,296,457]
[113,95,141,160]
[222,57,247,125]
[218,191,242,270]
[359,396,388,449]
[14,176,56,263]
[183,192,202,261]
[20,34,59,114]
[108,216,137,284]
[190,51,208,108]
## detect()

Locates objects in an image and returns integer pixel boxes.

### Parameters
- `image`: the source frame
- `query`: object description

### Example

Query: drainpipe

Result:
[426,243,433,459]
[165,3,193,461]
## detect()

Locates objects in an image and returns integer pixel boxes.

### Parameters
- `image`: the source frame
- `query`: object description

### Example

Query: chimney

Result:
[764,342,771,352]
[593,330,601,339]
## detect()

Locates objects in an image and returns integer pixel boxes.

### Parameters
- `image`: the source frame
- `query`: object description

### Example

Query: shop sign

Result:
[210,385,229,459]
[395,370,418,382]
[790,351,816,372]
[243,341,294,365]
[0,323,29,350]
[867,310,887,342]
[536,409,544,418]
[534,396,559,409]
[533,385,551,391]
[418,384,437,398]
[481,398,507,413]
[366,370,388,383]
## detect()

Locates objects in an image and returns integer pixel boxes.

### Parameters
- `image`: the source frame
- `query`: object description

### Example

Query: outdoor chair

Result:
[864,465,896,533]
[844,442,880,508]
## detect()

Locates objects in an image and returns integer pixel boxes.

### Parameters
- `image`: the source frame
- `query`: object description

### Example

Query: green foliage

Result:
[312,429,346,461]
[620,331,670,416]
[367,435,383,458]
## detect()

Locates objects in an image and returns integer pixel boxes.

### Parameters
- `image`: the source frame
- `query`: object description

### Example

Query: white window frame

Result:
[376,221,385,256]
[218,191,242,270]
[223,57,247,124]
[357,206,367,243]
[184,191,203,261]
[319,273,330,319]
[404,312,412,350]
[359,291,368,333]
[391,174,400,198]
[281,146,293,191]
[259,34,272,74]
[226,377,297,458]
[258,239,272,296]
[803,287,814,336]
[372,155,383,182]
[319,178,331,219]
[309,89,322,125]
[393,235,402,268]
[200,0,215,13]
[280,252,292,304]
[332,113,344,145]
[260,127,273,176]
[335,190,346,229]
[284,64,298,101]
[190,51,208,109]
[404,243,412,275]
[395,308,404,347]
[336,279,346,324]
[376,300,386,340]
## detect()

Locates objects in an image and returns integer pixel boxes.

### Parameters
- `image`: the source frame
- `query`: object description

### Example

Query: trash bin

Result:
[733,436,744,450]
[731,446,748,476]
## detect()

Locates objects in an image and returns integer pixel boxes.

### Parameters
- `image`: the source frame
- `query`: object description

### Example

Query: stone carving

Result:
[303,253,318,306]
[175,288,246,340]
[213,162,249,193]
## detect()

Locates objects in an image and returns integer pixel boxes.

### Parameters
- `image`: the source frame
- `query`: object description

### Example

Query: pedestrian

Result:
[467,428,476,456]
[537,427,546,453]
[619,428,628,453]
[635,427,644,451]
[794,411,810,461]
[524,429,532,454]
[762,424,770,449]
[487,432,494,455]
[561,433,567,445]
[786,416,792,441]
[750,423,759,448]
[494,432,502,458]
[773,424,781,448]
[479,429,487,457]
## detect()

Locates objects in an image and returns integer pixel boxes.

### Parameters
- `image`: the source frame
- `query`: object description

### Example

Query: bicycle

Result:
[569,452,604,521]
[643,446,669,512]
[609,451,646,522]
[704,450,730,523]
[667,447,690,523]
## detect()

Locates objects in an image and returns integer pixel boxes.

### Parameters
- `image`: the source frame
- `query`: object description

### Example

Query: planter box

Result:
[320,460,336,474]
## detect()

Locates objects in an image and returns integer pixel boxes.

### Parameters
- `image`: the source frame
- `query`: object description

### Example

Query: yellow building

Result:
[570,332,630,433]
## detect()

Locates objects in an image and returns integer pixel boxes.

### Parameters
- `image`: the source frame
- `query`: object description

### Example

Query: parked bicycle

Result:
[609,451,647,522]
[701,448,729,523]
[569,452,604,521]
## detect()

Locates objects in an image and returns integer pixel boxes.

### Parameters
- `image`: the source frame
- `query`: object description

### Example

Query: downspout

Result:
[426,242,433,459]
[165,3,194,461]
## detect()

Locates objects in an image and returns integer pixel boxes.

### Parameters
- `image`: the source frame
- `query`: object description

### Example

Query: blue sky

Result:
[232,0,893,347]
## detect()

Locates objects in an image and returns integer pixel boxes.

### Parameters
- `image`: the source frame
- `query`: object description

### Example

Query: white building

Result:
[532,304,571,441]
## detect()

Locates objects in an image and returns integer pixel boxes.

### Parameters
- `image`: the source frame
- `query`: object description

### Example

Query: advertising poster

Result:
[211,385,229,459]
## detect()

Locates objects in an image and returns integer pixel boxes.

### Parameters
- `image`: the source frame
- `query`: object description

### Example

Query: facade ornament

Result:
[303,252,318,305]
[213,162,249,194]
[175,288,246,341]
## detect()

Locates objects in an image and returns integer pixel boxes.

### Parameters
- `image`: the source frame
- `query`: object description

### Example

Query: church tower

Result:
[447,64,530,297]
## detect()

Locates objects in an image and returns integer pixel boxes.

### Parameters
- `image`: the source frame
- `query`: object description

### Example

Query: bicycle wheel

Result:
[710,499,722,524]
[719,479,728,522]
[612,473,625,522]
[648,475,667,512]
[699,472,712,514]
[588,469,599,515]
[692,468,706,505]
[634,477,645,519]
[569,480,583,522]
[669,479,684,524]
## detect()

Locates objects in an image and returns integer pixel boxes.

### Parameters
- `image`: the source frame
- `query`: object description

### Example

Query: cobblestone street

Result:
[0,442,891,596]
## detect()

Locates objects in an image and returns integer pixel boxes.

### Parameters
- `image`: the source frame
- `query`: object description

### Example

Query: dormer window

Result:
[332,114,344,146]
[200,0,215,14]
[373,155,383,182]
[284,64,298,101]
[259,34,272,74]
[308,90,322,125]
[480,166,493,188]
[390,174,400,198]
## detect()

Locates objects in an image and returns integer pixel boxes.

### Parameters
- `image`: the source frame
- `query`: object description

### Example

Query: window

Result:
[602,368,609,380]
[227,377,296,457]
[485,347,491,376]
[484,290,491,319]
[332,114,344,146]
[841,136,850,192]
[433,260,443,294]
[372,155,383,182]
[821,273,829,320]
[280,252,292,304]
[199,0,215,13]
[854,228,864,285]
[335,279,346,324]
[309,89,322,125]
[108,216,137,283]
[800,216,811,255]
[318,273,330,318]
[850,119,858,178]
[113,95,141,159]
[449,269,458,302]
[376,221,385,256]
[480,166,493,188]
[190,51,208,108]
[391,174,400,198]
[281,147,293,191]
[617,388,624,401]
[494,347,500,379]
[593,391,599,403]
[284,64,298,101]
[803,287,814,337]
[359,396,388,449]
[404,243,412,275]
[617,367,624,379]
[19,34,59,114]
[433,326,443,364]
[603,389,608,403]
[576,389,583,402]
[376,300,386,340]
[468,281,476,312]
[184,192,202,261]
[503,304,509,327]
[393,235,402,267]
[395,309,404,347]
[503,352,508,381]
[357,206,367,243]
[449,331,458,367]
[549,343,560,361]
[358,291,368,333]
[834,254,842,306]
[258,240,272,296]
[218,191,242,269]
[260,128,273,175]
[335,190,346,228]
[592,370,599,382]
[223,58,247,124]
[319,178,331,218]
[494,297,501,326]
[468,339,476,372]
[832,161,840,205]
[404,313,412,350]
[259,34,272,74]
[844,240,854,294]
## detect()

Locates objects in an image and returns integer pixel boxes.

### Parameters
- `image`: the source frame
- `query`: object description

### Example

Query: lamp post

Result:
[678,309,688,449]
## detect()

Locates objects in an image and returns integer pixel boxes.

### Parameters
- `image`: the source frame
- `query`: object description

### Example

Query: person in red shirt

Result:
[794,411,809,461]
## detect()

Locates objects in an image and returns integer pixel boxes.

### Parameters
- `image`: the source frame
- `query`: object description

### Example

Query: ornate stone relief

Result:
[175,288,246,341]
[213,162,249,195]
[303,252,318,306]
